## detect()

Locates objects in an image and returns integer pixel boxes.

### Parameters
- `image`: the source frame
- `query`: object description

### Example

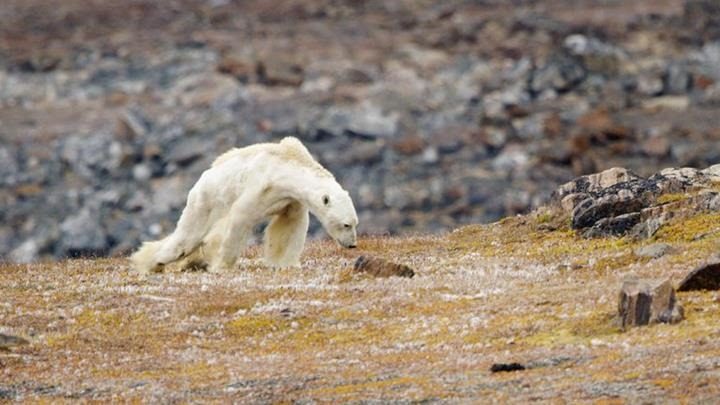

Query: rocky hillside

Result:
[2,164,720,402]
[2,0,720,261]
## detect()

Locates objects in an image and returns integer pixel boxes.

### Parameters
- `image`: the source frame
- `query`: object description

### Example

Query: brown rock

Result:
[257,58,304,87]
[678,261,720,291]
[392,135,425,156]
[641,136,670,158]
[618,278,684,330]
[353,255,415,278]
[217,53,255,83]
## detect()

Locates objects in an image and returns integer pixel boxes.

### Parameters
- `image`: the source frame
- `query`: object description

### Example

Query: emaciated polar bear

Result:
[131,137,358,274]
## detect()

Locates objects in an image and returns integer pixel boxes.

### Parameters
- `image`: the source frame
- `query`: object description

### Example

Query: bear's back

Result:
[211,137,333,179]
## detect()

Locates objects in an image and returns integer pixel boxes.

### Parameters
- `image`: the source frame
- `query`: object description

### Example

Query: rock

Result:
[640,134,671,157]
[554,167,641,200]
[634,243,672,259]
[9,238,40,263]
[664,64,690,95]
[392,134,425,156]
[635,70,664,96]
[530,54,585,94]
[166,137,213,167]
[563,34,623,75]
[678,261,720,291]
[116,108,150,140]
[0,146,20,186]
[641,96,689,111]
[618,278,684,330]
[58,208,107,257]
[582,212,641,238]
[256,57,304,87]
[702,164,720,182]
[491,144,530,173]
[0,333,29,351]
[217,53,254,83]
[490,362,526,373]
[315,101,399,139]
[353,255,415,278]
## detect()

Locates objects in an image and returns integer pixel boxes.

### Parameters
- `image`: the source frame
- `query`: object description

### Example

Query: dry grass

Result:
[2,217,720,402]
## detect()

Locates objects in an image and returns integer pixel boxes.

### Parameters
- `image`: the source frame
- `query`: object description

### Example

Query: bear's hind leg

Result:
[154,190,211,266]
[263,202,309,268]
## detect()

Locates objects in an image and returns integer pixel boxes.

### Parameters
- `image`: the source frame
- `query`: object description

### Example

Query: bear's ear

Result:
[322,195,330,206]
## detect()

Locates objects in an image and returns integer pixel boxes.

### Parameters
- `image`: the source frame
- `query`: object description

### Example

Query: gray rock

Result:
[530,54,585,94]
[635,70,664,96]
[563,34,624,75]
[58,208,107,257]
[0,146,19,186]
[571,193,646,230]
[582,212,641,238]
[166,137,213,167]
[618,278,684,330]
[664,64,690,95]
[634,243,672,259]
[678,261,720,291]
[59,133,119,179]
[316,102,399,139]
[132,163,153,182]
[554,167,641,201]
[9,239,39,263]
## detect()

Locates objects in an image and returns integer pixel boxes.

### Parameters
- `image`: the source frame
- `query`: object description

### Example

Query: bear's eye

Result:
[322,195,330,206]
[343,223,351,229]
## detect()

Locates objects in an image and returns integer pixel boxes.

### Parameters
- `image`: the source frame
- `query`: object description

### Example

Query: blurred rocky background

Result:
[1,0,720,262]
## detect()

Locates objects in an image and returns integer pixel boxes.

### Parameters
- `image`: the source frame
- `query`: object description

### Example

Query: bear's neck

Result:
[272,166,334,214]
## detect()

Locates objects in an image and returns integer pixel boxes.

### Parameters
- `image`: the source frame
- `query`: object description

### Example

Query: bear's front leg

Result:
[263,202,309,268]
[209,192,261,273]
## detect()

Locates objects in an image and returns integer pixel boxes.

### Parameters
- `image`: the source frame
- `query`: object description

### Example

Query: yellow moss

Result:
[653,378,675,389]
[225,314,295,340]
[653,212,720,243]
[656,193,688,205]
[306,375,434,399]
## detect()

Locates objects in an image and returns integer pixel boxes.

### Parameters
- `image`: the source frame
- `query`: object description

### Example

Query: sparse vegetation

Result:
[2,208,720,402]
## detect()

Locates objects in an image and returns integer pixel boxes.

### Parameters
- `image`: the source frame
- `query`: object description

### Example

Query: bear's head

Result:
[314,188,358,249]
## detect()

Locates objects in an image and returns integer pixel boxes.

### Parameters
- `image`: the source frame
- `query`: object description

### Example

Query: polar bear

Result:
[130,137,358,274]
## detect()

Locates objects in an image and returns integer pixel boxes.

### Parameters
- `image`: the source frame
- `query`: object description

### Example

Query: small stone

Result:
[490,362,526,373]
[217,53,254,83]
[116,109,149,140]
[392,135,425,156]
[166,137,212,167]
[634,243,672,259]
[353,255,415,278]
[678,261,720,292]
[0,333,29,351]
[641,96,690,111]
[618,278,684,330]
[257,58,304,87]
[132,164,152,182]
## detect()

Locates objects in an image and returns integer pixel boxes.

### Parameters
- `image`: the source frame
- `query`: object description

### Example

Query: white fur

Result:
[130,137,358,274]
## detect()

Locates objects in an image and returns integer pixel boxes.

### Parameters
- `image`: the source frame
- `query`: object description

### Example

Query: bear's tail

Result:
[129,238,166,274]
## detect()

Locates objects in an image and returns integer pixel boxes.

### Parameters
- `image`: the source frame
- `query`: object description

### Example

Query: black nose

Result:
[348,244,357,249]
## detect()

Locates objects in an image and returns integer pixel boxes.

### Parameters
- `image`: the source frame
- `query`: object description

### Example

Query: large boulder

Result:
[618,278,684,330]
